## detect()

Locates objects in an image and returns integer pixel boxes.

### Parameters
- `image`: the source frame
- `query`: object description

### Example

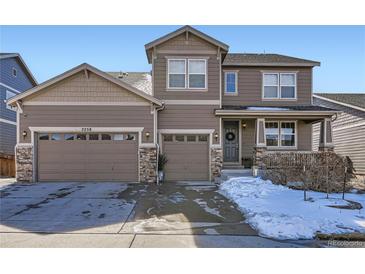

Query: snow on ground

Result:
[219,177,365,240]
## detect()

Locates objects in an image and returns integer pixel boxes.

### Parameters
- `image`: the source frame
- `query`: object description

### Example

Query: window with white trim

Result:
[167,58,207,90]
[263,73,296,99]
[6,90,17,111]
[265,121,296,147]
[168,59,186,88]
[224,71,238,94]
[188,59,206,89]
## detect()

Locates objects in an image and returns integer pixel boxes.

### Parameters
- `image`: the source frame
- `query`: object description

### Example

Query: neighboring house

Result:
[7,26,337,183]
[0,53,37,157]
[313,93,365,175]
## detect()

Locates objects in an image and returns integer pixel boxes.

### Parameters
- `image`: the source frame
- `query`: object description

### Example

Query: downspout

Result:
[155,103,165,185]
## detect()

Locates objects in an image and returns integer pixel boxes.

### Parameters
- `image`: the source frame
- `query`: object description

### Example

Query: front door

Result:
[224,121,239,162]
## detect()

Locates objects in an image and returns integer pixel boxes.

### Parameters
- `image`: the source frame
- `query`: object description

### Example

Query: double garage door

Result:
[162,134,209,181]
[37,132,138,182]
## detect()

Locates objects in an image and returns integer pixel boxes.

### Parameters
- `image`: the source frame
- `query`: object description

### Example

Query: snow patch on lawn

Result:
[219,177,365,240]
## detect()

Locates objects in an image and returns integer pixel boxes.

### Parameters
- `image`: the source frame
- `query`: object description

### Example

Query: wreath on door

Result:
[225,132,236,141]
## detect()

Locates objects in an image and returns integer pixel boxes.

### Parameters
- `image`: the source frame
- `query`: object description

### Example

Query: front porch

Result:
[217,106,338,175]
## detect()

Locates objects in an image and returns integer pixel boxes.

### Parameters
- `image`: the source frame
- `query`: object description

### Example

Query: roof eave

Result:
[313,94,365,112]
[222,62,320,67]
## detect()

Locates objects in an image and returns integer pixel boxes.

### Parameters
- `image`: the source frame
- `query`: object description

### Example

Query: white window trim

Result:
[262,72,297,100]
[265,121,297,149]
[188,59,207,90]
[280,73,297,99]
[6,90,17,111]
[224,71,238,95]
[167,59,186,89]
[166,58,208,91]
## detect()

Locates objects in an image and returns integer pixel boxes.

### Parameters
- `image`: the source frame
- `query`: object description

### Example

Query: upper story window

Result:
[188,59,206,89]
[6,90,17,111]
[12,67,17,77]
[224,71,238,95]
[263,73,296,99]
[168,59,186,89]
[167,58,207,90]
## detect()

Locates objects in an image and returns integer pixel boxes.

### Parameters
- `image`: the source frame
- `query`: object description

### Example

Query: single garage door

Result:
[37,132,138,182]
[162,134,209,181]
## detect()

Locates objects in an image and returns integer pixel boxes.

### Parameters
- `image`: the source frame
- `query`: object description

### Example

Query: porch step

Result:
[216,168,253,184]
[222,164,245,169]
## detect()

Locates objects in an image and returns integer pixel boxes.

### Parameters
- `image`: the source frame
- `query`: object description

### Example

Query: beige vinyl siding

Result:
[156,32,218,52]
[20,105,154,143]
[241,119,255,159]
[158,105,220,144]
[26,71,147,103]
[313,97,365,174]
[222,66,313,106]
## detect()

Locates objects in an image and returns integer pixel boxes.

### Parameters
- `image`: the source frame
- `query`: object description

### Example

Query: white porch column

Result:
[319,118,334,152]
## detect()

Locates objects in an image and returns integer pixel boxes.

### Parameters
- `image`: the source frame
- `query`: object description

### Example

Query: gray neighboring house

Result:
[0,53,37,157]
[7,25,338,183]
[313,93,365,175]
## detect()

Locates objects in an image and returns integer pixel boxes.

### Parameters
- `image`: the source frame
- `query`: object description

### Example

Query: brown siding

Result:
[313,97,365,174]
[26,71,146,103]
[158,105,220,144]
[222,66,313,106]
[241,119,255,159]
[20,105,154,143]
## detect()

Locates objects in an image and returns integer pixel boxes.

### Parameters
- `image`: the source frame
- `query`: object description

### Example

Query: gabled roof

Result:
[223,53,320,67]
[0,53,38,86]
[7,63,162,106]
[314,93,365,111]
[107,71,152,95]
[145,25,229,63]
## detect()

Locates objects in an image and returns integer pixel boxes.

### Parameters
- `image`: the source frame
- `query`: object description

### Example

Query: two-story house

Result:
[1,53,37,176]
[7,26,337,183]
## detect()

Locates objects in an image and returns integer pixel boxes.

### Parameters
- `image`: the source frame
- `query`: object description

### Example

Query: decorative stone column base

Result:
[139,146,157,184]
[253,146,267,176]
[211,147,223,181]
[318,146,334,152]
[15,144,34,183]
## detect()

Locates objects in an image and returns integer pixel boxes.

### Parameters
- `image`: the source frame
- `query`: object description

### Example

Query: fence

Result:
[0,154,15,177]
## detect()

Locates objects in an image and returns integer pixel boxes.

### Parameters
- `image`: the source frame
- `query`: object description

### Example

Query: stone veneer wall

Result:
[211,147,223,180]
[15,144,33,182]
[253,146,267,169]
[139,146,157,183]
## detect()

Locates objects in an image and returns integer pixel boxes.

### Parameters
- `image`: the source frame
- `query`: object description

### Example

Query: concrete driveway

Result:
[0,179,312,247]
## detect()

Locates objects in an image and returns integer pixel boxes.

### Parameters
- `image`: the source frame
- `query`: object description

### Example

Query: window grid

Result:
[265,121,296,148]
[224,71,238,94]
[263,73,296,99]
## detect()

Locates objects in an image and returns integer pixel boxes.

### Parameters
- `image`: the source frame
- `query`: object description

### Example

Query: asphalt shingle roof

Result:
[315,93,365,109]
[221,105,336,111]
[107,71,152,95]
[223,53,320,66]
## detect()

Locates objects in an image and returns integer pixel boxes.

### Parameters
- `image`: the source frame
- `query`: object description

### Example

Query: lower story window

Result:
[265,121,296,147]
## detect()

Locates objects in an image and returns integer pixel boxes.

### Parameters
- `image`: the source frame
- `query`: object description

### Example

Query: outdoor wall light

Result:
[22,131,27,138]
[242,122,247,129]
[145,132,150,138]
[214,133,219,140]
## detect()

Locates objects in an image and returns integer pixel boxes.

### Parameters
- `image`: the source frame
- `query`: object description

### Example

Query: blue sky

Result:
[1,25,364,93]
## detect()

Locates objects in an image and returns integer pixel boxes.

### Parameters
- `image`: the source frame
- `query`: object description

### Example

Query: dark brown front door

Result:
[224,121,239,162]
